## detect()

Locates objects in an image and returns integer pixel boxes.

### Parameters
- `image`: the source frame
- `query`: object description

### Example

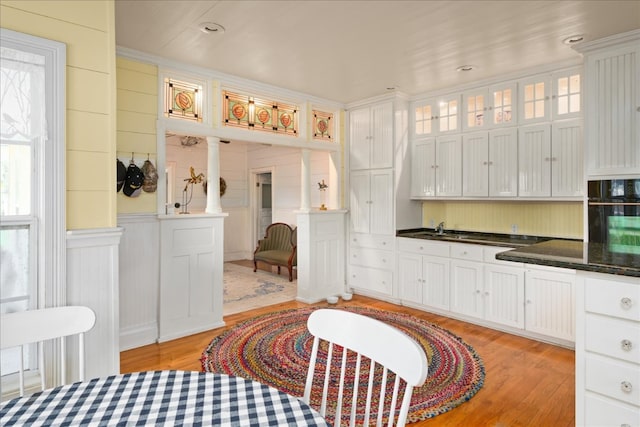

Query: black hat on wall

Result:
[123,161,144,197]
[116,159,126,192]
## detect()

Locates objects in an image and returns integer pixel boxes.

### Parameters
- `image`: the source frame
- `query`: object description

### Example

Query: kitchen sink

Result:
[398,229,551,247]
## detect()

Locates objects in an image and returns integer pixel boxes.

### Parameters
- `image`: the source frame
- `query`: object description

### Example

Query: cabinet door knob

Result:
[382,259,386,263]
[419,246,424,250]
[621,339,633,351]
[483,161,488,165]
[382,241,386,245]
[620,381,633,393]
[621,297,633,309]
[475,290,481,294]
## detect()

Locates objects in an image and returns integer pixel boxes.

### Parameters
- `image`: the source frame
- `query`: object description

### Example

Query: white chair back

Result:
[303,309,428,427]
[1,306,96,397]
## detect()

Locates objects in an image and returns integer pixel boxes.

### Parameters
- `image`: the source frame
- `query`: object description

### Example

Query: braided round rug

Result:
[201,306,485,425]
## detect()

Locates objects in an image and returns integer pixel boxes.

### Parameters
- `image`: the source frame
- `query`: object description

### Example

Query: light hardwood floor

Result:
[121,294,574,426]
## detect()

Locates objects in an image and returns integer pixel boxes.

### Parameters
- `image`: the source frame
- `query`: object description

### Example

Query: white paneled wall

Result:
[117,214,159,351]
[67,228,123,378]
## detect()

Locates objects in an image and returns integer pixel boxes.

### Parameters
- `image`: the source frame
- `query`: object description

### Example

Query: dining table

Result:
[0,370,330,426]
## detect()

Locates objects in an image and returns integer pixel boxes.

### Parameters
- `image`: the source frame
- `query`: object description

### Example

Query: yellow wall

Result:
[1,0,117,229]
[422,201,583,239]
[116,57,158,213]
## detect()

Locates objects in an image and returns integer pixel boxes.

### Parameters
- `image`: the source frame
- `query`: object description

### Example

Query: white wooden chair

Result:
[0,306,96,397]
[303,309,428,427]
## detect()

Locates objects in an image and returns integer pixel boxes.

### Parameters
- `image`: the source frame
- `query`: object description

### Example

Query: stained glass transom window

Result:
[164,78,202,122]
[313,110,333,141]
[223,91,298,136]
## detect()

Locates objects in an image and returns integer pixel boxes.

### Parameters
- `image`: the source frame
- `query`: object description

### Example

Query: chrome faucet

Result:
[436,221,445,235]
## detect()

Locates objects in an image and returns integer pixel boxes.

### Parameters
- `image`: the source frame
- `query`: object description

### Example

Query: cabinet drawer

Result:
[350,247,394,270]
[348,265,393,295]
[350,233,394,250]
[585,392,640,427]
[585,276,640,322]
[585,314,640,364]
[450,243,484,262]
[585,353,640,407]
[397,238,450,257]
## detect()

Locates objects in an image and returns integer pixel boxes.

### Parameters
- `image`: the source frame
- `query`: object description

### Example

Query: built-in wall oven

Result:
[588,179,640,254]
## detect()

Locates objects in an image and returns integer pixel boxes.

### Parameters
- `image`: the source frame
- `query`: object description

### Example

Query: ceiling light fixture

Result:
[199,22,225,34]
[456,65,476,72]
[562,34,584,45]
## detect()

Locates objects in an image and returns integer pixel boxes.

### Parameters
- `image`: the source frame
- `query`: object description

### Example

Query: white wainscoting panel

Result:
[158,214,227,342]
[296,210,346,303]
[117,214,159,351]
[66,227,123,379]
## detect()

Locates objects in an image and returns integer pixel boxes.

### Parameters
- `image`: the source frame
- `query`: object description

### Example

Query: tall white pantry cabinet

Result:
[574,29,640,427]
[347,96,420,299]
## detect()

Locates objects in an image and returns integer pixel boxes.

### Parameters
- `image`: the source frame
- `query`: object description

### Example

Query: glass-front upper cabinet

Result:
[519,74,551,124]
[463,82,517,131]
[413,94,460,137]
[551,67,581,120]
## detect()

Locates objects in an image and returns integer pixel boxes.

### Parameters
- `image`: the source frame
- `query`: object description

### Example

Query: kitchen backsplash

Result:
[422,201,582,238]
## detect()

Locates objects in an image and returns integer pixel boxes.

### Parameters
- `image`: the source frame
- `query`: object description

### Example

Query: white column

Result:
[300,149,311,212]
[206,136,222,214]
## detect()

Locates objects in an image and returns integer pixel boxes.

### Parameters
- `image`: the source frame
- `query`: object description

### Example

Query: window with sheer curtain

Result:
[0,29,65,393]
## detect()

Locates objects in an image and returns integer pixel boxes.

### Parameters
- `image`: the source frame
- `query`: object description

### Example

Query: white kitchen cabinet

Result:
[348,233,394,297]
[410,137,436,197]
[349,101,393,170]
[524,267,575,341]
[349,169,393,235]
[398,252,451,312]
[576,272,640,427]
[450,243,524,329]
[551,67,582,120]
[462,128,518,197]
[435,134,462,197]
[518,122,583,198]
[412,93,461,137]
[410,135,461,198]
[462,132,489,197]
[551,119,583,197]
[462,82,517,132]
[397,238,450,311]
[518,124,551,197]
[450,258,485,318]
[519,74,551,125]
[577,31,640,176]
[484,264,525,328]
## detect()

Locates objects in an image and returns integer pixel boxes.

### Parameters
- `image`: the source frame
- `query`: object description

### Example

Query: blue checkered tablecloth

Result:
[0,370,330,426]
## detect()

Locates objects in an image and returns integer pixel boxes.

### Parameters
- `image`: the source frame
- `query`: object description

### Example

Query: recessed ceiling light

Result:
[199,22,225,34]
[456,65,475,72]
[563,34,584,45]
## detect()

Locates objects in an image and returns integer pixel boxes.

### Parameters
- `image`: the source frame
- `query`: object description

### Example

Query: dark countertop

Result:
[397,228,640,278]
[495,240,640,278]
[396,228,553,247]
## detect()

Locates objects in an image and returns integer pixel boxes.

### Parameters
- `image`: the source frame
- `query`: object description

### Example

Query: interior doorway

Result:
[255,172,273,241]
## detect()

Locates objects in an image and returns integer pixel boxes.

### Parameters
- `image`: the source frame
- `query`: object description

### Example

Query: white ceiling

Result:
[115,0,640,104]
